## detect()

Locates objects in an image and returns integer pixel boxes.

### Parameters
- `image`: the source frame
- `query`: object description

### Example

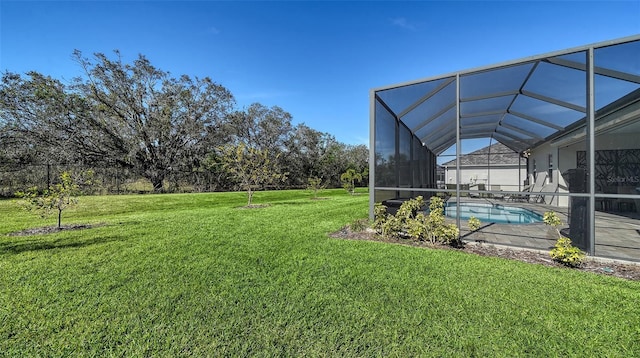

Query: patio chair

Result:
[527,173,548,203]
[469,183,486,198]
[490,185,505,200]
[506,184,533,202]
[460,184,470,197]
[445,183,456,197]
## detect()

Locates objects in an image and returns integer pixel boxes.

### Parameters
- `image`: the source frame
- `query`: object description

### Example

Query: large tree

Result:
[227,103,293,152]
[0,71,85,165]
[283,124,336,186]
[1,51,368,194]
[72,50,235,191]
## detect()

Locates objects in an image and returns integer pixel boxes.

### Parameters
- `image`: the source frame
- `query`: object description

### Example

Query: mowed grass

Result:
[1,189,639,357]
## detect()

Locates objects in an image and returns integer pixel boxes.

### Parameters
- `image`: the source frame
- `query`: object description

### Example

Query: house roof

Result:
[441,142,525,167]
[373,35,640,156]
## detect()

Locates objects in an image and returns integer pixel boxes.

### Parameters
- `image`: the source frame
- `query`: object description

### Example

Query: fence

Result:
[0,163,224,197]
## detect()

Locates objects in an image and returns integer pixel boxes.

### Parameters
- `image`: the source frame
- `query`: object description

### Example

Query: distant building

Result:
[441,142,526,191]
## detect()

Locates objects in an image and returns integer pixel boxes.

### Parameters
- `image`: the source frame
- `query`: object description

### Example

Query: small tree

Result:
[340,168,362,195]
[543,211,563,236]
[217,143,288,206]
[306,176,325,199]
[16,171,80,229]
[424,196,447,244]
[544,211,585,267]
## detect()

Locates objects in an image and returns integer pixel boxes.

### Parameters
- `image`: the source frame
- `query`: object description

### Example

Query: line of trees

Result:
[0,51,368,195]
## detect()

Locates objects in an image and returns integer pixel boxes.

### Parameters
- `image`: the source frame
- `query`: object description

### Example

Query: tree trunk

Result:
[150,175,164,193]
[57,208,62,229]
[247,188,253,206]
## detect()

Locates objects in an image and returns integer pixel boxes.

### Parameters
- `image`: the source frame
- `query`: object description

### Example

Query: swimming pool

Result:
[444,202,543,224]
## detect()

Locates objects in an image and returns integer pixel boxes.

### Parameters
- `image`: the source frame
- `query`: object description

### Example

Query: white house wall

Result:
[529,141,564,206]
[595,132,638,151]
[443,165,526,191]
[531,127,640,208]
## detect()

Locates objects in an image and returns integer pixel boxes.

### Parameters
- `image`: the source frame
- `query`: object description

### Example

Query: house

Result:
[369,35,640,260]
[440,142,526,191]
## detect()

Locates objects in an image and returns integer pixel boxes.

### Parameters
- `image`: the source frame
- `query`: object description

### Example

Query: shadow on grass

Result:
[0,234,125,255]
[273,201,317,206]
[272,197,336,206]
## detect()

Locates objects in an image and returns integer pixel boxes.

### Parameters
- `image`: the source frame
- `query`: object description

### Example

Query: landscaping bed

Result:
[331,226,640,281]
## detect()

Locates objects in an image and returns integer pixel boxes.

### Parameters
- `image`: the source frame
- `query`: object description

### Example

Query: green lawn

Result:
[1,189,639,356]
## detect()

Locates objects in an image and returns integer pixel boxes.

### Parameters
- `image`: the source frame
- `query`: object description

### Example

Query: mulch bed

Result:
[7,224,103,237]
[330,226,640,281]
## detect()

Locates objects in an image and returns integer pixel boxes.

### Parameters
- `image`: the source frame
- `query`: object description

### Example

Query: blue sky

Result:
[1,1,639,147]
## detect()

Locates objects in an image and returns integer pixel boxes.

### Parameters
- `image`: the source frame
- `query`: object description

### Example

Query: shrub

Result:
[550,237,586,267]
[372,196,460,245]
[543,211,562,228]
[438,223,460,245]
[373,203,401,238]
[468,216,481,232]
[544,211,585,267]
[396,196,425,221]
[349,218,370,232]
[373,202,389,233]
[406,213,427,241]
[381,215,402,239]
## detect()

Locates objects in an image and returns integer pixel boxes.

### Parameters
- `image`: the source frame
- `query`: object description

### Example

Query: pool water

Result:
[444,202,543,224]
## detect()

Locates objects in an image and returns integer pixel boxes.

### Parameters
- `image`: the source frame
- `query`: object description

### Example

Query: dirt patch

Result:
[7,223,104,237]
[239,204,271,209]
[330,226,640,281]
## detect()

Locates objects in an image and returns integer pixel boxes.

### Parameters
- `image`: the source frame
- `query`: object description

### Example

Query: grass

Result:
[1,188,639,356]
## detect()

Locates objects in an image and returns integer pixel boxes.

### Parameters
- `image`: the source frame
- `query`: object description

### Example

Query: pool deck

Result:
[449,197,640,262]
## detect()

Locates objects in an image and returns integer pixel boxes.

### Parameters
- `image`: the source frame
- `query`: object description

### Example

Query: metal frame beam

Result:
[493,128,535,146]
[459,109,507,118]
[501,122,544,140]
[587,48,596,255]
[369,92,377,220]
[455,74,461,231]
[508,110,565,131]
[498,61,540,124]
[492,132,530,153]
[433,138,457,156]
[421,118,456,143]
[371,35,640,94]
[460,133,494,140]
[521,89,587,113]
[411,101,456,133]
[546,57,640,84]
[492,140,524,155]
[397,77,456,119]
[430,132,457,153]
[459,90,519,102]
[460,122,501,131]
[374,93,398,118]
